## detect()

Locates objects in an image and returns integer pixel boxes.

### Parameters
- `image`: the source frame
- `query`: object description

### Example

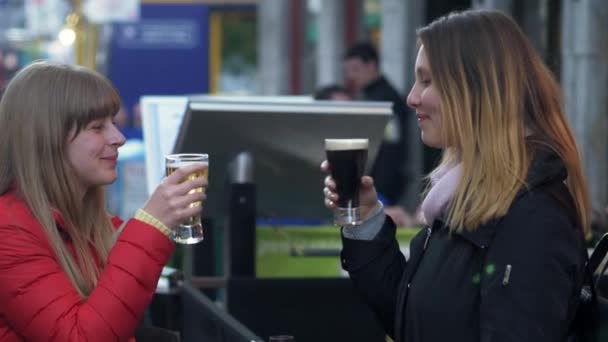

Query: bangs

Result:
[65,66,121,135]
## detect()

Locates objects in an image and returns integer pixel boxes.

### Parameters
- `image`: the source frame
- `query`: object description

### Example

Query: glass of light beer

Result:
[324,139,368,226]
[165,153,208,244]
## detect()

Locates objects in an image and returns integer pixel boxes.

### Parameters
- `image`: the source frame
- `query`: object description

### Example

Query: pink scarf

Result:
[420,162,463,225]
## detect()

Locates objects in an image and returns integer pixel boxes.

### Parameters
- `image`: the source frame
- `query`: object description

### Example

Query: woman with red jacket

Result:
[0,61,207,341]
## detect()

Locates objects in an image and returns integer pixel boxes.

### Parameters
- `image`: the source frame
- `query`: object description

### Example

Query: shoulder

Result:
[505,186,577,235]
[0,192,43,232]
[0,191,27,216]
[111,216,124,230]
[491,185,582,261]
[0,193,52,259]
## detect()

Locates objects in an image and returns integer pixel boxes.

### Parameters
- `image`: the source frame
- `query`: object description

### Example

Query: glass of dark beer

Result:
[324,138,368,226]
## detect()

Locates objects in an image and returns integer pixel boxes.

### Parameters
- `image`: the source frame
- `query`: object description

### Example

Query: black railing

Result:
[180,282,264,342]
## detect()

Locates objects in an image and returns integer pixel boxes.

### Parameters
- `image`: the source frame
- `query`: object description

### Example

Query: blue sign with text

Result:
[115,19,199,50]
[108,4,210,131]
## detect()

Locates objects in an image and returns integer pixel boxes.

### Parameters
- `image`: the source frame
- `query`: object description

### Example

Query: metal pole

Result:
[317,0,345,87]
[561,0,608,210]
[257,0,290,94]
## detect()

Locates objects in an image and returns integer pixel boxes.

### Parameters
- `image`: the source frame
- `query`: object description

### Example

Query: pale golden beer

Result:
[165,154,209,244]
[165,167,208,226]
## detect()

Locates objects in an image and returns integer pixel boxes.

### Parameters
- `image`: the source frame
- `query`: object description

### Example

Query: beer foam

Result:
[167,161,208,168]
[325,139,368,151]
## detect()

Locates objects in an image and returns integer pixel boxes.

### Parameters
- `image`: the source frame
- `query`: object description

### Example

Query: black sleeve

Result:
[340,215,408,337]
[479,195,584,341]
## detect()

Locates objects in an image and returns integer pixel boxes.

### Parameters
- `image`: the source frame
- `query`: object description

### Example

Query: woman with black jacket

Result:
[322,9,590,342]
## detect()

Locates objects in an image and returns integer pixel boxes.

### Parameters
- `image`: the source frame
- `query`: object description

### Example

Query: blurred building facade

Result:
[0,0,606,211]
[256,0,608,212]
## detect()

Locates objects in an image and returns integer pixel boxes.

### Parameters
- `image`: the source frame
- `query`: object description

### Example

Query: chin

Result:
[101,174,118,186]
[421,134,443,149]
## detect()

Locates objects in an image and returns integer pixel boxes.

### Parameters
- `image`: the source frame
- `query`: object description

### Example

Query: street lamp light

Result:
[58,12,80,47]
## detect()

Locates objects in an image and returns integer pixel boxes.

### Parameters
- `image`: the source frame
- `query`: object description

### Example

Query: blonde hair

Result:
[418,10,590,234]
[0,61,119,297]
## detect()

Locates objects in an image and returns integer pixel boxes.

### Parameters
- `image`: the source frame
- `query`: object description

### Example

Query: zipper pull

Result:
[502,264,512,285]
[423,227,432,250]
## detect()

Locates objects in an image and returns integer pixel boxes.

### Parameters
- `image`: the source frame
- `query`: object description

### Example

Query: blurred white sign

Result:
[25,0,68,37]
[83,0,140,24]
[140,96,189,195]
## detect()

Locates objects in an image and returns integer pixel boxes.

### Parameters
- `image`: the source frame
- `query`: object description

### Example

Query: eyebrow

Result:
[416,66,430,78]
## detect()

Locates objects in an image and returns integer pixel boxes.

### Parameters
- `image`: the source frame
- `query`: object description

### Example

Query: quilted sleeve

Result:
[0,218,174,341]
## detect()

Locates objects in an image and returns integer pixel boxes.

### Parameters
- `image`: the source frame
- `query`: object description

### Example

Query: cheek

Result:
[421,88,438,107]
[65,145,79,167]
[430,120,445,148]
[66,141,98,166]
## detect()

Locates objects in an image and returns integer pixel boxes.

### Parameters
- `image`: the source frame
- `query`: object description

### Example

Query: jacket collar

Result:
[521,145,567,191]
[52,209,66,229]
[450,146,567,248]
[51,209,73,241]
[52,208,121,231]
[456,219,499,248]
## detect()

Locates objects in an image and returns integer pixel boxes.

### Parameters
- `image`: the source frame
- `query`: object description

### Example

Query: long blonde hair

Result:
[418,10,590,234]
[0,61,119,297]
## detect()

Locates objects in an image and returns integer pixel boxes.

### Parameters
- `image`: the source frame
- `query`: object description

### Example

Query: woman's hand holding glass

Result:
[321,160,380,223]
[143,162,208,231]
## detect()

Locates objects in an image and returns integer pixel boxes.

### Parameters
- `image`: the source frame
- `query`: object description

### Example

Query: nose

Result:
[406,84,420,110]
[109,124,126,147]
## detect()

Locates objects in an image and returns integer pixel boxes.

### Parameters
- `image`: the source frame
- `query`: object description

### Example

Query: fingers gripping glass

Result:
[324,139,368,226]
[165,153,208,244]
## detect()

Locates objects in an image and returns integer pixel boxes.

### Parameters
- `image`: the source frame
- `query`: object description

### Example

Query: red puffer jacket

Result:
[0,191,175,341]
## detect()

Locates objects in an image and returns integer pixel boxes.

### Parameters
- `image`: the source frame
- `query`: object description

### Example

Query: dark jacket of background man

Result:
[344,42,410,205]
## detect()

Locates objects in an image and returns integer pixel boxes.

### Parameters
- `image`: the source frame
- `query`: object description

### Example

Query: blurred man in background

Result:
[343,42,416,226]
[313,84,352,101]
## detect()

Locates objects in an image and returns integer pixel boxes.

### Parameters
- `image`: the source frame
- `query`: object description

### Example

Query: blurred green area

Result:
[256,226,421,278]
[221,10,256,73]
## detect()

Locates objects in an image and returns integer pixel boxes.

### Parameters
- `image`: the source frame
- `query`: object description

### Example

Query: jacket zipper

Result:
[398,226,432,341]
[423,227,432,250]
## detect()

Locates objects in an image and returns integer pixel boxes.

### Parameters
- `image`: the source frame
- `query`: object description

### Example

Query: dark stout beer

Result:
[325,139,368,225]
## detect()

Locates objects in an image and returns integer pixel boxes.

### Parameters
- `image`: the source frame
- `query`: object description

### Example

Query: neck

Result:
[363,72,381,88]
[420,163,463,225]
[74,182,90,202]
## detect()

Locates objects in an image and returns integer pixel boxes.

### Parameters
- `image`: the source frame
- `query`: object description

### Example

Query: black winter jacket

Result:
[341,150,586,342]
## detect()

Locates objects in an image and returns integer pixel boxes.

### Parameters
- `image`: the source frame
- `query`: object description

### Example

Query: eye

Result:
[87,120,104,130]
